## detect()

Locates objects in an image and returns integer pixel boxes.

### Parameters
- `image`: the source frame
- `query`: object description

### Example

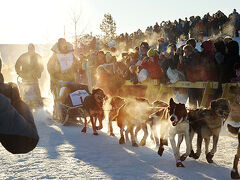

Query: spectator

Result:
[223,40,240,82]
[129,65,138,84]
[161,44,181,82]
[183,17,190,39]
[200,40,217,81]
[158,38,169,54]
[154,22,160,33]
[136,42,149,66]
[229,9,240,37]
[186,38,199,52]
[179,44,202,107]
[213,40,226,98]
[96,56,126,95]
[140,48,164,80]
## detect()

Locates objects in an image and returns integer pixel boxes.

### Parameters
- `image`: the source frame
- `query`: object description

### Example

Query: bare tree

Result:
[70,7,91,49]
[71,10,81,47]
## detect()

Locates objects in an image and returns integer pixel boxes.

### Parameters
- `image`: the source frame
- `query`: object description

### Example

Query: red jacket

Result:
[141,55,164,79]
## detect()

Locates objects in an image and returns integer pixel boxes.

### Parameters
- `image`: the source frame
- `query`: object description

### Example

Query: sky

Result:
[0,0,239,44]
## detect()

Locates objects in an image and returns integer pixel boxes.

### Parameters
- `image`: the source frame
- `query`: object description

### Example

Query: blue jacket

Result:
[0,83,39,154]
[158,41,169,54]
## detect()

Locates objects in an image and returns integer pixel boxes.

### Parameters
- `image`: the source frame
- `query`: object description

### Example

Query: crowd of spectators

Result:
[75,9,240,107]
[113,9,240,48]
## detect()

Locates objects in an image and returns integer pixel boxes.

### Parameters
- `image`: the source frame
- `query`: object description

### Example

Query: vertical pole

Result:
[64,25,66,39]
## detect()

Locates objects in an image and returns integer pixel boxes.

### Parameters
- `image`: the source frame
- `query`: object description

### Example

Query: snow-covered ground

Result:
[1,37,240,180]
[0,108,237,180]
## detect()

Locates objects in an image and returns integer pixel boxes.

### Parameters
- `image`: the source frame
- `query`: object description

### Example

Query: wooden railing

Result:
[122,80,219,107]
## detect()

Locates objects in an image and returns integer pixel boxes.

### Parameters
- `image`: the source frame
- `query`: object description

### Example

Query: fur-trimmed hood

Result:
[51,42,74,54]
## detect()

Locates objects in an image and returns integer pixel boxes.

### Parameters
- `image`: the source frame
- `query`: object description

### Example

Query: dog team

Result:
[80,88,240,179]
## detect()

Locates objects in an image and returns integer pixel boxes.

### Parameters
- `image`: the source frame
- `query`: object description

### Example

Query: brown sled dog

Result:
[108,96,126,136]
[112,97,151,146]
[108,96,169,146]
[113,97,168,147]
[186,98,231,163]
[81,88,107,135]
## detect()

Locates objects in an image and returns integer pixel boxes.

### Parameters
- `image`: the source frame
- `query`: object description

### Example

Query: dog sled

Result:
[17,76,43,111]
[52,81,89,126]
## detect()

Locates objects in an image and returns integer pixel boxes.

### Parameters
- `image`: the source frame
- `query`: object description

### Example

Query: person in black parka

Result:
[223,40,240,83]
[0,57,39,154]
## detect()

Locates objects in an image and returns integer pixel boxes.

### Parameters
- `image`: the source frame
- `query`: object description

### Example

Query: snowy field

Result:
[0,108,237,180]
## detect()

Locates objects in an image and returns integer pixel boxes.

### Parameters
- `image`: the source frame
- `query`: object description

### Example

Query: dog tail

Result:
[227,124,240,137]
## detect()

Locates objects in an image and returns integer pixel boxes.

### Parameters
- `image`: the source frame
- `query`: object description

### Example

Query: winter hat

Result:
[140,42,149,49]
[147,48,159,57]
[201,40,213,53]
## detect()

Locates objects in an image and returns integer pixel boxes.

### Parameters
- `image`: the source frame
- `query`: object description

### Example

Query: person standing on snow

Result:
[15,43,44,106]
[15,43,43,82]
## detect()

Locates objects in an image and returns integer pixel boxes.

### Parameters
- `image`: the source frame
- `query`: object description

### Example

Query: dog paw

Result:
[157,146,164,156]
[139,139,146,146]
[193,153,200,159]
[206,152,214,163]
[93,132,99,136]
[231,169,240,179]
[189,150,195,158]
[81,127,87,133]
[176,161,185,167]
[119,137,125,144]
[132,142,138,147]
[180,154,187,162]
